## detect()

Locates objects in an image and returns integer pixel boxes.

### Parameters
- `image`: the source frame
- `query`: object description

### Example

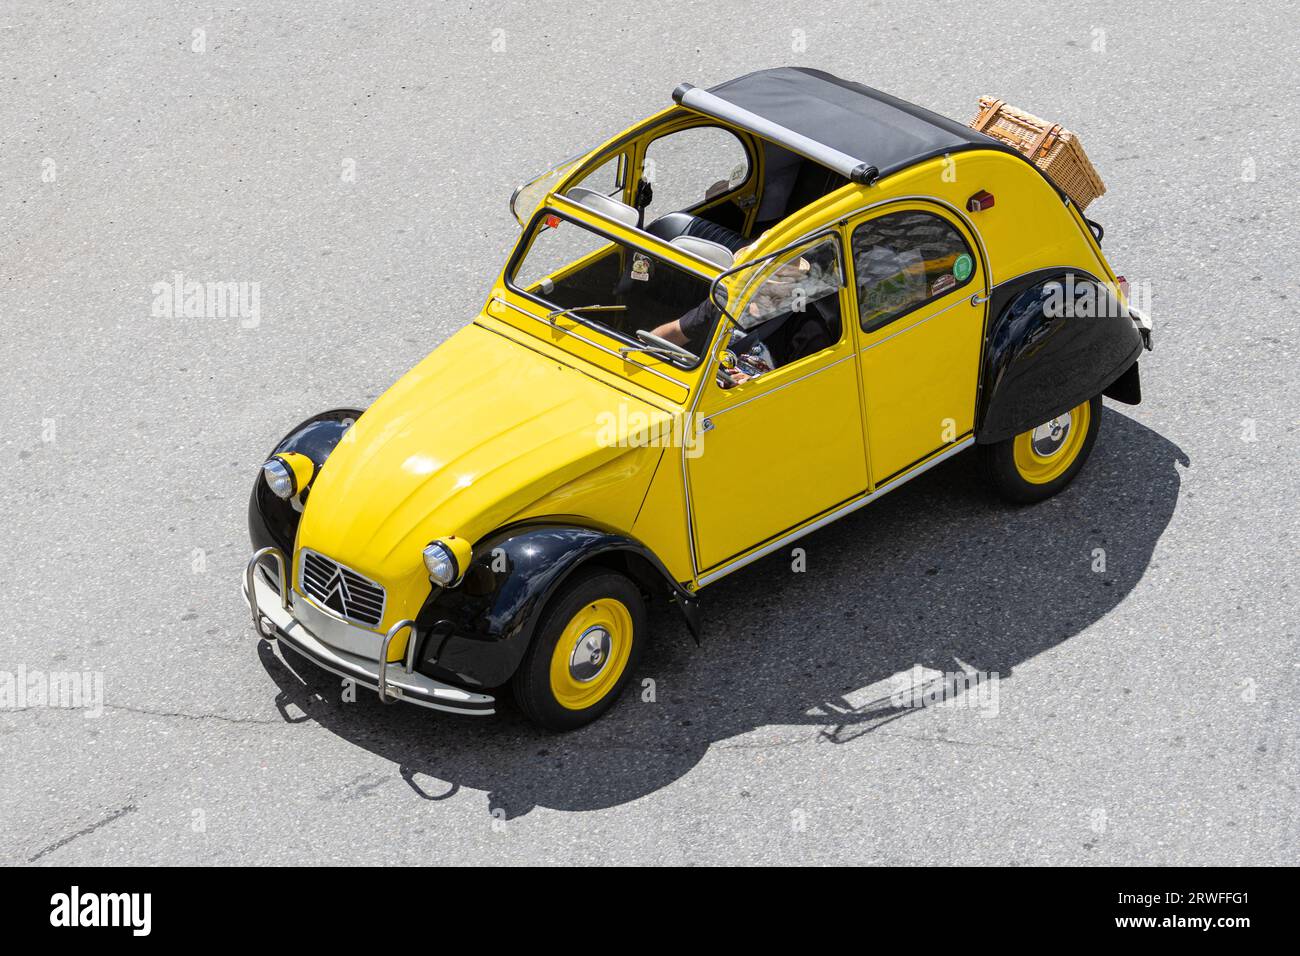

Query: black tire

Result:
[511,568,647,731]
[978,395,1102,504]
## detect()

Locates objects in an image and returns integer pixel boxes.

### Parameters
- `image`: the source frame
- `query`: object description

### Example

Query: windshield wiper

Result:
[546,303,627,325]
[618,329,697,365]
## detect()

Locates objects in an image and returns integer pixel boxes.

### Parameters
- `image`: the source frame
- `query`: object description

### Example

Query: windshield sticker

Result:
[630,253,652,282]
[953,253,973,282]
[931,273,957,296]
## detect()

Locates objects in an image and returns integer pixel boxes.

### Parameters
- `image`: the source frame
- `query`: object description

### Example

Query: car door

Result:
[686,233,868,575]
[847,204,988,485]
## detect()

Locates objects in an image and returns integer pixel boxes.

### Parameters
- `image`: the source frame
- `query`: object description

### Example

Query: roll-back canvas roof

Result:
[674,67,1027,185]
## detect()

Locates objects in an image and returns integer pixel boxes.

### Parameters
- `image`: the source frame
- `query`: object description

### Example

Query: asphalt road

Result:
[2,0,1297,866]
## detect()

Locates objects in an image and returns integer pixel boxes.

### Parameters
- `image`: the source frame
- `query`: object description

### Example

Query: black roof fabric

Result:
[706,67,1006,179]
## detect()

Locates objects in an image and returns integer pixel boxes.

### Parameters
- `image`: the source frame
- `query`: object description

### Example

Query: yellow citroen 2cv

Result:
[245,68,1151,729]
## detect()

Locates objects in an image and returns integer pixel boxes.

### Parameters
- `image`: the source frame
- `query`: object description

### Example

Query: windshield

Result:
[508,212,721,366]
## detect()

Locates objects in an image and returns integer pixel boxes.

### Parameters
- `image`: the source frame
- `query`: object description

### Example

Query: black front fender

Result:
[976,270,1143,444]
[247,408,365,557]
[415,524,698,688]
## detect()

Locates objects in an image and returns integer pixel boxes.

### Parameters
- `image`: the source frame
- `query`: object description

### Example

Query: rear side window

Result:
[851,210,975,331]
[642,126,750,217]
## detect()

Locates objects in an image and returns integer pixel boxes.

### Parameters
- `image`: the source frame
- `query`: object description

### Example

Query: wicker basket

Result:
[969,96,1106,209]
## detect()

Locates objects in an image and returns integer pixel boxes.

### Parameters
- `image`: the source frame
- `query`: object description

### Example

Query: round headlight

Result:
[423,542,458,586]
[261,458,296,499]
[260,452,315,500]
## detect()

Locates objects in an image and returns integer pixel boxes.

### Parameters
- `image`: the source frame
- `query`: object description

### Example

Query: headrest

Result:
[670,235,735,269]
[566,186,639,229]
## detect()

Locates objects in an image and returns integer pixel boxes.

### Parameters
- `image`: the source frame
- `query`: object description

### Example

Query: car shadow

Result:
[257,408,1187,817]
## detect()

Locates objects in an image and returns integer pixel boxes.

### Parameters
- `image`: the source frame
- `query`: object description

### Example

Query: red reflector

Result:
[966,190,995,212]
[1116,275,1129,298]
[544,214,561,229]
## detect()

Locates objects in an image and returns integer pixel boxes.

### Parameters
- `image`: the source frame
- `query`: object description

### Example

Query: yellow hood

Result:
[296,323,671,618]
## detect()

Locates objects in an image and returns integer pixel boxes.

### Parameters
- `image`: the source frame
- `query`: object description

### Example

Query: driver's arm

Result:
[653,299,716,352]
[652,242,754,347]
[649,318,688,347]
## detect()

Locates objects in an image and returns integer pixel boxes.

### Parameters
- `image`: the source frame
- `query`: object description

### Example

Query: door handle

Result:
[970,291,990,306]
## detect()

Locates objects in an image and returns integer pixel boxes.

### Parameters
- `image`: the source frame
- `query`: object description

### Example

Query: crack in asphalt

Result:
[4,703,1053,764]
[102,703,286,725]
[28,802,137,863]
[873,728,1055,760]
[0,702,289,726]
[711,725,1057,762]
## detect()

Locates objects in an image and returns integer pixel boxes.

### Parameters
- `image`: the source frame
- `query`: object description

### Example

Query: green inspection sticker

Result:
[953,253,973,282]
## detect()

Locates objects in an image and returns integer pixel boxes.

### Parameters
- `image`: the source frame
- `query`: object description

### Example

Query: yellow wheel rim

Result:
[1013,400,1090,484]
[548,597,634,711]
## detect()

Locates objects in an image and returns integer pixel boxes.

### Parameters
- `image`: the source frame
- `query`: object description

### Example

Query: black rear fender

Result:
[976,270,1143,444]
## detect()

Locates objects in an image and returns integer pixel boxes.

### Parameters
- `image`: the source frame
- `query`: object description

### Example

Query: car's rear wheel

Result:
[978,396,1101,503]
[511,569,646,731]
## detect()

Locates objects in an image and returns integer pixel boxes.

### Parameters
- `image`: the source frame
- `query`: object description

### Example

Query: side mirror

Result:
[718,348,738,371]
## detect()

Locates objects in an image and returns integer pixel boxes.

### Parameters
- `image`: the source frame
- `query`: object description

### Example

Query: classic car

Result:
[244,67,1152,730]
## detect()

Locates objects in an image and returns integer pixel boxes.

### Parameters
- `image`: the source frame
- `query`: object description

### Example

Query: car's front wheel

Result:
[511,569,646,731]
[978,396,1102,504]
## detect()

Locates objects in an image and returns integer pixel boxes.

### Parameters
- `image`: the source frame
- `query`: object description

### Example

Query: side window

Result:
[851,210,976,331]
[642,126,749,217]
[564,152,626,200]
[721,237,843,386]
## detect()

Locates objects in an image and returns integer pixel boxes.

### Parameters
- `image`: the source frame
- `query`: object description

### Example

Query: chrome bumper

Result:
[243,548,494,716]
